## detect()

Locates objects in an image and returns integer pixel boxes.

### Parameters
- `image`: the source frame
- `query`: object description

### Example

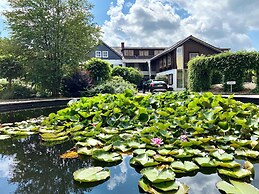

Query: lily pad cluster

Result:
[1,91,259,193]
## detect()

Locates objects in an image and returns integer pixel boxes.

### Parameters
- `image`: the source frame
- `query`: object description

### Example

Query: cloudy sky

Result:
[1,0,259,51]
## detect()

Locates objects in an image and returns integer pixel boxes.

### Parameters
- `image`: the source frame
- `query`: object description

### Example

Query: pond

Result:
[0,134,259,194]
[1,92,259,194]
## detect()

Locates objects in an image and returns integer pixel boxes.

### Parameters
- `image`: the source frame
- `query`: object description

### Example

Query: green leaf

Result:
[235,149,259,159]
[0,134,11,140]
[73,167,110,183]
[215,160,241,168]
[77,147,95,155]
[92,150,122,162]
[134,153,159,167]
[193,157,217,167]
[218,168,251,179]
[154,154,174,163]
[152,181,181,191]
[216,179,259,194]
[171,161,199,172]
[210,150,234,161]
[140,167,175,183]
[113,141,130,152]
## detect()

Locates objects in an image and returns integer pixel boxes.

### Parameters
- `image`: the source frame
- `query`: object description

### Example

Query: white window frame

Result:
[95,51,101,58]
[102,51,108,58]
[189,52,199,60]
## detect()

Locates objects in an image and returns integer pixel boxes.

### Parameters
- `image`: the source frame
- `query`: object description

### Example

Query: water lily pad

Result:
[127,141,146,148]
[218,168,251,179]
[139,177,189,194]
[193,157,217,167]
[210,150,234,161]
[113,141,130,152]
[140,167,175,183]
[133,149,146,155]
[0,134,11,140]
[235,149,259,159]
[216,179,259,194]
[152,180,182,192]
[92,150,122,162]
[73,167,110,183]
[153,154,174,163]
[134,153,159,167]
[215,160,241,168]
[77,147,95,155]
[171,161,199,172]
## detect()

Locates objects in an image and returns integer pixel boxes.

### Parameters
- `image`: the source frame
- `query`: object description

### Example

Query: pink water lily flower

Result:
[151,137,164,147]
[180,134,188,142]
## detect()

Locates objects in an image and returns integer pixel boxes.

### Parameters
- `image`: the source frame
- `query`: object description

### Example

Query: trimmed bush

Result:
[83,58,111,85]
[82,76,137,96]
[111,66,143,85]
[188,51,259,92]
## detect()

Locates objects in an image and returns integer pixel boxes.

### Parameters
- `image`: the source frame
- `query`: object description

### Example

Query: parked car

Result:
[149,80,168,93]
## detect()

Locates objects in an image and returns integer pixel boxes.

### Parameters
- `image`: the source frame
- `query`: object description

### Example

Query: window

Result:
[167,54,171,66]
[189,52,199,60]
[102,51,108,58]
[139,50,149,56]
[139,63,148,71]
[95,51,101,58]
[154,50,162,55]
[124,50,134,56]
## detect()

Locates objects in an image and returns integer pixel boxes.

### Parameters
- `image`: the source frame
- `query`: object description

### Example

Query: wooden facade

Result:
[150,35,229,90]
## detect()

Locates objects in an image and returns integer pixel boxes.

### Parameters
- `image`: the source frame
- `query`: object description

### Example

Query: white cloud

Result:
[102,0,259,50]
[0,0,11,15]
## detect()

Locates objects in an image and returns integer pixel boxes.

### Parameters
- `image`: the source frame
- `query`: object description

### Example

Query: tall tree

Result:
[4,0,101,96]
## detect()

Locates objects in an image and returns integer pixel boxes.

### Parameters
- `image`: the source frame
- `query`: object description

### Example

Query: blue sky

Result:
[1,0,259,51]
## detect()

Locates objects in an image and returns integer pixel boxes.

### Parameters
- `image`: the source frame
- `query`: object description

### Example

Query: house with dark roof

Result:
[150,35,230,90]
[90,41,123,67]
[119,42,166,79]
[90,36,229,90]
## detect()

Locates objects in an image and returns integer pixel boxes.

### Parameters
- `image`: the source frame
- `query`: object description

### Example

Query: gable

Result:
[91,42,122,60]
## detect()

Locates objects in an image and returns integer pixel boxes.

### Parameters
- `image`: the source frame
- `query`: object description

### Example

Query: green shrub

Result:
[211,70,223,84]
[83,58,111,85]
[0,83,35,99]
[111,66,143,85]
[82,76,137,96]
[188,51,259,92]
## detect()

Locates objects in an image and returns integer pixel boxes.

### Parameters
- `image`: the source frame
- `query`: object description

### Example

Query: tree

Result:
[4,0,101,96]
[0,55,23,89]
[84,58,112,84]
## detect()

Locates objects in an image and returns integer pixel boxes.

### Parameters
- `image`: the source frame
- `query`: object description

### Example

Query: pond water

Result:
[0,107,259,193]
[0,135,259,194]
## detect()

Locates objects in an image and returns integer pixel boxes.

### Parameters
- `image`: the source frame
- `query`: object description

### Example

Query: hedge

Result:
[188,51,259,92]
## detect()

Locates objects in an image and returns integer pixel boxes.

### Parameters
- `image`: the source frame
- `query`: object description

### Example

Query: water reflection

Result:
[0,136,258,194]
[107,159,128,190]
[0,135,92,194]
[179,172,221,194]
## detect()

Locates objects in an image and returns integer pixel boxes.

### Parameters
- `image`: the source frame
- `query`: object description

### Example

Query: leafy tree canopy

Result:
[4,0,101,96]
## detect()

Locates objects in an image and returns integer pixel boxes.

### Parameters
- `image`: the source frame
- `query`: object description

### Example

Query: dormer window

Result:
[95,51,101,58]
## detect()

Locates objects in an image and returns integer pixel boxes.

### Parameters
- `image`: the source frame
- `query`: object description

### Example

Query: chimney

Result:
[121,42,125,51]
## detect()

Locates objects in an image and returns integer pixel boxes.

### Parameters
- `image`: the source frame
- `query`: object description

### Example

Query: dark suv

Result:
[149,80,168,93]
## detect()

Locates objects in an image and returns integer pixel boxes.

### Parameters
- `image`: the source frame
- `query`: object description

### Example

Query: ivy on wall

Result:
[188,51,259,92]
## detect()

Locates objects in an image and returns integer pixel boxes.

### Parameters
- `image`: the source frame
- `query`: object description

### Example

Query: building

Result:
[118,42,166,79]
[91,36,229,90]
[150,35,230,90]
[90,41,123,67]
